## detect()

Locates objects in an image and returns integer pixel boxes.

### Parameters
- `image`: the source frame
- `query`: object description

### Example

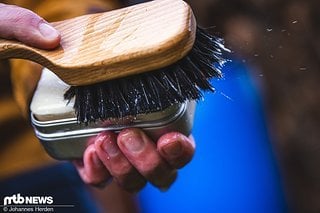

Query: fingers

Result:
[0,4,60,49]
[158,132,195,169]
[73,144,111,186]
[75,130,195,192]
[95,131,146,192]
[117,128,177,190]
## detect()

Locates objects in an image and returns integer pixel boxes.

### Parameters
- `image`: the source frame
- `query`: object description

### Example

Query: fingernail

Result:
[162,141,182,157]
[121,130,145,152]
[39,22,59,39]
[102,140,119,157]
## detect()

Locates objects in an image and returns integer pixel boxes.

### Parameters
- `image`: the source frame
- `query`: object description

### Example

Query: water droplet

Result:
[254,53,259,57]
[220,92,234,101]
[267,28,273,32]
[299,67,307,71]
[270,54,274,58]
[259,74,264,77]
[292,20,298,24]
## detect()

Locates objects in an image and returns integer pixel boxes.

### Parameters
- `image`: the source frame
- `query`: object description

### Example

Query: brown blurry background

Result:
[186,0,320,212]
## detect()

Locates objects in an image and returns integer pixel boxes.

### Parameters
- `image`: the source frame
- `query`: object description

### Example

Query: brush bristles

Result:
[64,27,228,123]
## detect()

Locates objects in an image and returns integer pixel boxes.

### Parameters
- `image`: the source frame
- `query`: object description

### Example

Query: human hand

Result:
[0,3,60,49]
[74,128,195,192]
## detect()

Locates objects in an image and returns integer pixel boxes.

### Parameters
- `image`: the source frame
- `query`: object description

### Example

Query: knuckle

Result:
[113,163,135,179]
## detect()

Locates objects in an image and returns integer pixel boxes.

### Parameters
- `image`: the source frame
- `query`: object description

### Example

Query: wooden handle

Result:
[0,0,196,86]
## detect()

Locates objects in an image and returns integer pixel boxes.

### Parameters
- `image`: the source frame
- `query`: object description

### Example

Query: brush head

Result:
[64,27,229,123]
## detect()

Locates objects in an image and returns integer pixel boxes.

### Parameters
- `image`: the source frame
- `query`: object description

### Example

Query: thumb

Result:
[0,4,60,49]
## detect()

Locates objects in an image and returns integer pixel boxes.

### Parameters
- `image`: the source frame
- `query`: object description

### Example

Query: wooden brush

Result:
[0,0,228,123]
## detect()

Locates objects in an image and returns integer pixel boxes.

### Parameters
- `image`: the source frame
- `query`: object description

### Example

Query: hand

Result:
[0,3,60,49]
[73,128,195,192]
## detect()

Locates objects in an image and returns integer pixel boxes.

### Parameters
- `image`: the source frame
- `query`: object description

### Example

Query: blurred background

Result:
[1,0,319,212]
[139,0,320,212]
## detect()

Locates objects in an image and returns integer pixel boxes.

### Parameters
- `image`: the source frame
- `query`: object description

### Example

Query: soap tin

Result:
[31,102,195,160]
[30,70,195,160]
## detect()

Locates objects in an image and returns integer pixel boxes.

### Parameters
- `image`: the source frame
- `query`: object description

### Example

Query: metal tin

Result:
[30,69,195,160]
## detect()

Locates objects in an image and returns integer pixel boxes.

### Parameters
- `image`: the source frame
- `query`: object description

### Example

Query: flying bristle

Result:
[64,27,229,123]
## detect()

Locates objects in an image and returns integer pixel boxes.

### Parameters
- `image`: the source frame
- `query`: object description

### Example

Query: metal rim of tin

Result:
[31,102,188,140]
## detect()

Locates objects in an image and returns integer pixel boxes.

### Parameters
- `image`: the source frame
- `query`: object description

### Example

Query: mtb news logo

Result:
[2,193,74,212]
[3,194,53,206]
[0,194,64,212]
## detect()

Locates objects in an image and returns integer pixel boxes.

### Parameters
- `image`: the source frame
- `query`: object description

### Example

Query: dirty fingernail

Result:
[102,140,119,157]
[121,130,145,152]
[162,141,182,157]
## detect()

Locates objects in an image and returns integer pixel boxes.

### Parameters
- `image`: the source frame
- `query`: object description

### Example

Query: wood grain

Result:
[0,0,196,86]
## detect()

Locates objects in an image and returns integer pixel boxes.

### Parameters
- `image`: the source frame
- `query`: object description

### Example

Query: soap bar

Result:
[30,68,75,121]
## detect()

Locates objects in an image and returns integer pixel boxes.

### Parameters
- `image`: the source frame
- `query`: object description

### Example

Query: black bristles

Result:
[64,27,229,123]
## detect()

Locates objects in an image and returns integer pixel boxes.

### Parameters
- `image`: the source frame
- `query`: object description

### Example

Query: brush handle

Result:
[0,0,196,86]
